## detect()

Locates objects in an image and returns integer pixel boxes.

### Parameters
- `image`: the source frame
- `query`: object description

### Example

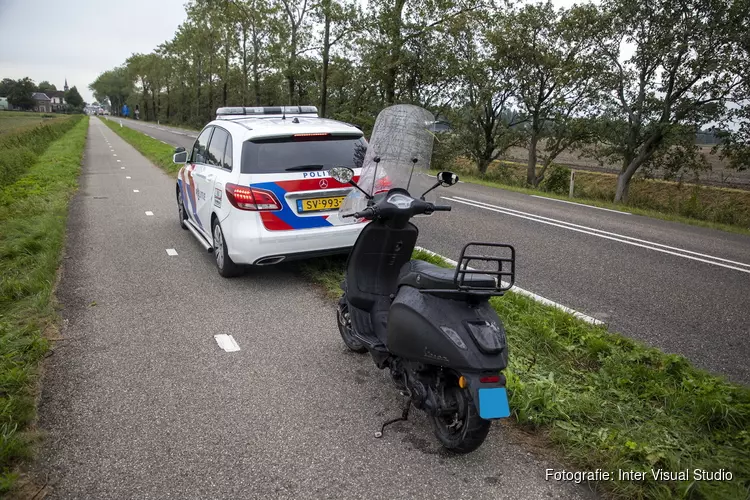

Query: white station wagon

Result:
[173,106,367,277]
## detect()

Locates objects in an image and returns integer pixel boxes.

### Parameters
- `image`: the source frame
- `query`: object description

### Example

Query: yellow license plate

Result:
[297,196,345,212]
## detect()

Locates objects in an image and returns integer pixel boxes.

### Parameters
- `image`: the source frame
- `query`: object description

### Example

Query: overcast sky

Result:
[0,0,591,104]
[0,0,188,103]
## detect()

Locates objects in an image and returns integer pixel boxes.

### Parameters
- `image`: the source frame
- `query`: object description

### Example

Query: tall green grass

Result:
[0,117,89,493]
[299,252,750,500]
[0,115,82,190]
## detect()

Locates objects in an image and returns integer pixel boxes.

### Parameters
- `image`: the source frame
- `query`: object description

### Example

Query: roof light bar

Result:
[216,106,319,117]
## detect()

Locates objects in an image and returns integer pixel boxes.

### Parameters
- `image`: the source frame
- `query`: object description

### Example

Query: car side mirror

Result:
[437,171,459,187]
[173,151,188,164]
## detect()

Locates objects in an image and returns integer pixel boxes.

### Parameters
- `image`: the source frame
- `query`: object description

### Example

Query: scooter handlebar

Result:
[432,205,452,212]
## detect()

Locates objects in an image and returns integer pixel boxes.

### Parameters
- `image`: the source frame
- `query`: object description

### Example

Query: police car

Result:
[173,106,367,277]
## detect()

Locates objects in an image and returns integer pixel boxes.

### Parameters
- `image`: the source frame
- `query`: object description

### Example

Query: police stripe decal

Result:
[251,181,333,230]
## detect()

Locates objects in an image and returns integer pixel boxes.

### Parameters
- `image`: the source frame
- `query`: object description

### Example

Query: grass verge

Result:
[0,116,89,493]
[437,157,750,235]
[100,117,180,175]
[0,114,82,191]
[299,252,750,500]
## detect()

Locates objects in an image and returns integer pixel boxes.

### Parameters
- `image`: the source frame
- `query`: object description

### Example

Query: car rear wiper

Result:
[285,165,325,172]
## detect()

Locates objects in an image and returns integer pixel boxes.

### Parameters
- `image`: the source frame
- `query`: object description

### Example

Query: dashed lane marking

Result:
[214,334,241,352]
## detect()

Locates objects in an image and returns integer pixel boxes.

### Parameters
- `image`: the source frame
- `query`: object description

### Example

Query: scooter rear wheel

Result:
[337,296,367,354]
[430,383,491,454]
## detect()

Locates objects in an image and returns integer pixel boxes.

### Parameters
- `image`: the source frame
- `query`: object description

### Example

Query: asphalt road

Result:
[33,118,595,499]
[109,117,750,385]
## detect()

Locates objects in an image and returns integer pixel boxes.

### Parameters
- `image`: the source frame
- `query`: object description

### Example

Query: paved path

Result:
[33,118,595,499]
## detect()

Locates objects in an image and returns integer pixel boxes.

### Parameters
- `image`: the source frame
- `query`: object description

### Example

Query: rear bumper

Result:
[222,212,362,265]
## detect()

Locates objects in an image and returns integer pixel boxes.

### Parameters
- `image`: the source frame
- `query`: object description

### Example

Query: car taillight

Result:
[225,183,281,211]
[479,375,500,384]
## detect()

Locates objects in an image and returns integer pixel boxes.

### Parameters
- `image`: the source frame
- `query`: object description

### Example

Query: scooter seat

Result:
[398,260,496,291]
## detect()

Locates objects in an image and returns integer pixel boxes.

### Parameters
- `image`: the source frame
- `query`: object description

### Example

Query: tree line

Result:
[89,0,750,202]
[0,78,85,112]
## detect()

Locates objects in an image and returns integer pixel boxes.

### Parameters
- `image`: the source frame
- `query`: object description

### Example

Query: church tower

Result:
[64,78,69,92]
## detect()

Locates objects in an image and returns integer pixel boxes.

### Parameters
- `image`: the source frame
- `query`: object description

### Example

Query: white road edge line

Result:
[445,196,750,274]
[214,334,241,352]
[145,211,154,216]
[530,195,631,215]
[166,248,178,256]
[414,246,605,326]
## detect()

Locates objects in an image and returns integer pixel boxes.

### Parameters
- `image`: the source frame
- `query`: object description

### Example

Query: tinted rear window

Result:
[241,135,367,174]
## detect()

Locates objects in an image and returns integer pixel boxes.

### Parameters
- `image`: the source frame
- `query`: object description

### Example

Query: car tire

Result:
[212,219,241,278]
[177,188,188,230]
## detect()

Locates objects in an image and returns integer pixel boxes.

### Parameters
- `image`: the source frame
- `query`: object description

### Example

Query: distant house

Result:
[31,92,52,113]
[48,90,66,111]
[0,97,8,111]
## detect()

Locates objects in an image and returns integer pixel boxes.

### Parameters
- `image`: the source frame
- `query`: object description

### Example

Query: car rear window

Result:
[240,135,367,174]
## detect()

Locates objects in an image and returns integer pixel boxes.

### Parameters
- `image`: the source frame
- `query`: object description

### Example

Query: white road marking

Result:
[126,176,131,179]
[414,246,605,325]
[214,334,241,352]
[121,167,125,169]
[161,140,170,145]
[133,189,140,193]
[166,248,178,256]
[145,211,154,216]
[444,196,750,274]
[113,154,117,157]
[117,159,121,162]
[530,195,631,214]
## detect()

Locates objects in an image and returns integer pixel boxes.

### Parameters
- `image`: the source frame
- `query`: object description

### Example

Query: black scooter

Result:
[331,166,516,453]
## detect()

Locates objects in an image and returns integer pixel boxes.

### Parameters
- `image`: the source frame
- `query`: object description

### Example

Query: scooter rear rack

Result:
[455,242,515,293]
[419,242,515,297]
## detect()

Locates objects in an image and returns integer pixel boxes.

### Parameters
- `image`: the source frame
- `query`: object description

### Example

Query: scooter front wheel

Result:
[337,296,367,354]
[430,383,491,454]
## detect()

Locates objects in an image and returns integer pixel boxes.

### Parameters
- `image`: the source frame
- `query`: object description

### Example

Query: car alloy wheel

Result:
[213,224,225,269]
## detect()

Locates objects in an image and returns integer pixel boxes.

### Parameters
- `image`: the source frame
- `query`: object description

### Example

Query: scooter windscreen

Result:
[339,104,438,217]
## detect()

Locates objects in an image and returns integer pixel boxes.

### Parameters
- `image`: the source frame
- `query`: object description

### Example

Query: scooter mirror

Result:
[330,166,355,184]
[437,171,459,187]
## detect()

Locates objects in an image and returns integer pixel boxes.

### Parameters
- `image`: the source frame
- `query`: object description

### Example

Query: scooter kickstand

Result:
[375,398,412,438]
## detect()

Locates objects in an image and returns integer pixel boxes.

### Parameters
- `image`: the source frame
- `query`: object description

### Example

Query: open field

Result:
[300,251,750,500]
[502,144,750,190]
[0,117,88,492]
[0,111,67,135]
